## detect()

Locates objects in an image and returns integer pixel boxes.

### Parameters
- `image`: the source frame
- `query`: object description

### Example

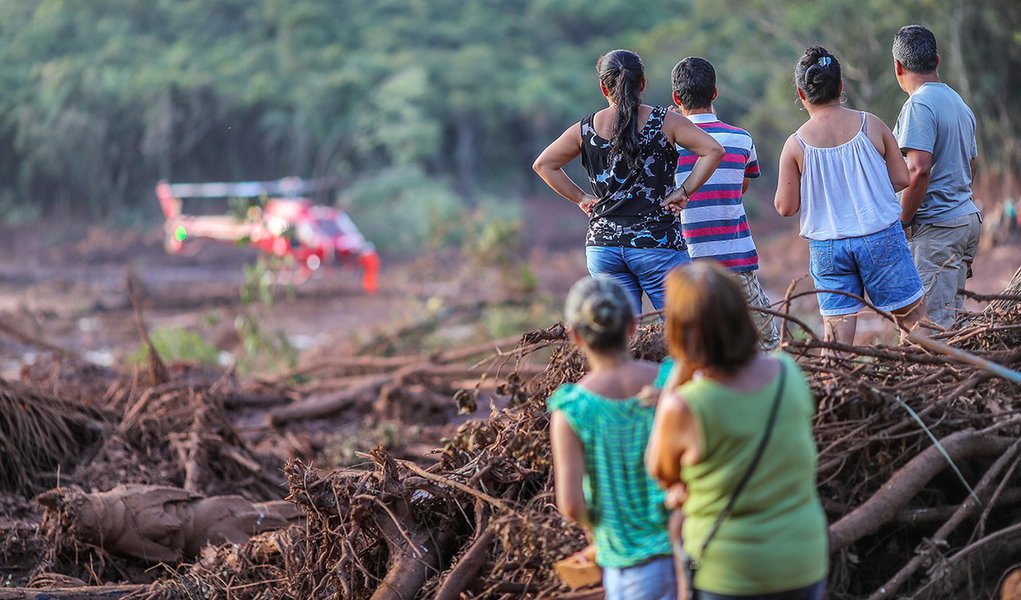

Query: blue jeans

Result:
[603,555,678,600]
[586,246,691,313]
[695,579,825,600]
[808,222,924,317]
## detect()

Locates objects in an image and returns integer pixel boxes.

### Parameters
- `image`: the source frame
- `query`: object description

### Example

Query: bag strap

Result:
[691,361,787,568]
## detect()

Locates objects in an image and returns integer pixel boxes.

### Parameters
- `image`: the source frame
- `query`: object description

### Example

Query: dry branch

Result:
[0,585,145,599]
[829,433,1014,553]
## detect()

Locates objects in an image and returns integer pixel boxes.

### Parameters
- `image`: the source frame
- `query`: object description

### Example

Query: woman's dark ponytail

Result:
[597,49,645,169]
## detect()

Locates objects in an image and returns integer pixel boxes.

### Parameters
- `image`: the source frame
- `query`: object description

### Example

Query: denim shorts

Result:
[603,555,678,600]
[808,222,924,317]
[586,246,691,313]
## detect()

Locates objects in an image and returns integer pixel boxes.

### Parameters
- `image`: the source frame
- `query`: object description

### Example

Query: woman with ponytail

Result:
[774,46,925,345]
[534,49,724,314]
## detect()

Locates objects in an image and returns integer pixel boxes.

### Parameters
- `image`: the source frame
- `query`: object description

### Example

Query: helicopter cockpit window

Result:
[313,218,343,237]
[297,223,316,243]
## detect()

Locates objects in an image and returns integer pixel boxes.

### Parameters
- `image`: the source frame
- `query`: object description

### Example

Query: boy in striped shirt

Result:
[672,57,779,348]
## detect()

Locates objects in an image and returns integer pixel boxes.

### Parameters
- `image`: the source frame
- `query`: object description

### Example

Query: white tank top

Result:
[796,112,901,240]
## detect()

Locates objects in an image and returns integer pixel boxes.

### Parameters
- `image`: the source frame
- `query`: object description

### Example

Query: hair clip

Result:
[818,56,832,67]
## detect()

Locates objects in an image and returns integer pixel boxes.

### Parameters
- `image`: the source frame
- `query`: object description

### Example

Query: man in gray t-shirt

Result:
[892,24,981,329]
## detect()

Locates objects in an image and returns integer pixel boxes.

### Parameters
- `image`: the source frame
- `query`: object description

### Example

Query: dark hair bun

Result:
[585,297,623,331]
[565,276,634,352]
[795,46,841,105]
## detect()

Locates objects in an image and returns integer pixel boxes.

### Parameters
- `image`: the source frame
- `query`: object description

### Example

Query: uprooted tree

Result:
[3,269,1021,599]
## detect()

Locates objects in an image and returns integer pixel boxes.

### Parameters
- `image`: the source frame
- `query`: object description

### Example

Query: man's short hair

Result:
[893,25,938,74]
[671,57,716,110]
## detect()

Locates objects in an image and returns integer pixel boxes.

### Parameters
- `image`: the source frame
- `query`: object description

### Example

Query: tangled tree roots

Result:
[127,528,300,600]
[0,381,109,495]
[12,268,1021,599]
[265,270,1021,599]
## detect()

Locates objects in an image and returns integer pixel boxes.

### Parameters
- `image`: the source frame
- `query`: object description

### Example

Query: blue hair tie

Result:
[818,56,832,67]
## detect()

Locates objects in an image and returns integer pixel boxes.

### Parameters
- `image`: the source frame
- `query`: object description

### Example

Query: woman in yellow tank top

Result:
[646,262,828,600]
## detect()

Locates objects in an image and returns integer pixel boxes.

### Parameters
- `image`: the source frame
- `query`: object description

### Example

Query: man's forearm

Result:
[900,176,929,224]
[681,154,723,196]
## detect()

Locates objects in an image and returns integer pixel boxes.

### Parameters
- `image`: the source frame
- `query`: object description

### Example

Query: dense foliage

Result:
[0,0,1018,224]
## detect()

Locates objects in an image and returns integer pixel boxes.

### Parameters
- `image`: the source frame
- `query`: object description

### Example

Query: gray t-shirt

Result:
[894,82,979,225]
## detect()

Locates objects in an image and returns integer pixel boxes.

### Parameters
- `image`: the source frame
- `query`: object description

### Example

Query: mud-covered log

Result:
[267,372,391,425]
[37,485,299,563]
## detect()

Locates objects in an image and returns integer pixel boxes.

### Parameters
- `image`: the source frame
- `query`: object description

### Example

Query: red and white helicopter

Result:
[156,177,379,292]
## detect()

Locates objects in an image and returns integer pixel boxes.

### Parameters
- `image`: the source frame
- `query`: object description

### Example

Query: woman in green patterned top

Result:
[646,262,828,600]
[548,276,677,600]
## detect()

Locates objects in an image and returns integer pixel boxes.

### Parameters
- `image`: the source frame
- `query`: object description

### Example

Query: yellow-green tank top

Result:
[659,354,828,594]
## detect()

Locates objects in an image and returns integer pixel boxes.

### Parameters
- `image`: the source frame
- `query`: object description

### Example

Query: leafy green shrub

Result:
[127,327,219,366]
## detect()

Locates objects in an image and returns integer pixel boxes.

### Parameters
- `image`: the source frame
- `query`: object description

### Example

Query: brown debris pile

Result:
[263,271,1021,599]
[0,380,109,495]
[269,325,665,599]
[0,301,546,595]
[5,270,1021,599]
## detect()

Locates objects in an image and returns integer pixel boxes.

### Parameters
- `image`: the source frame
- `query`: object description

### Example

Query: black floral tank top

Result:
[580,105,683,250]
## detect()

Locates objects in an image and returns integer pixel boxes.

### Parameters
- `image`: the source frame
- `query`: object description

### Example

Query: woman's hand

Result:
[664,482,688,510]
[661,185,689,218]
[569,543,597,564]
[534,124,593,210]
[662,111,724,196]
[578,194,599,216]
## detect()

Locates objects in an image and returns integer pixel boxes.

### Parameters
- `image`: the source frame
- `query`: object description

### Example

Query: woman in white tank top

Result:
[774,47,926,345]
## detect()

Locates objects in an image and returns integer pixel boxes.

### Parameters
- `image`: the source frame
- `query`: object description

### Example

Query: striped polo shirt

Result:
[675,113,761,272]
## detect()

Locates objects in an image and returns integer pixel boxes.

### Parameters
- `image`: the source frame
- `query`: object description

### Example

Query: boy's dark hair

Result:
[893,25,938,74]
[671,57,716,110]
[794,46,842,105]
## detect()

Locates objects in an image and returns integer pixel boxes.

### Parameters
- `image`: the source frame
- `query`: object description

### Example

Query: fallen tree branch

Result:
[267,373,392,425]
[897,488,1021,524]
[434,526,497,600]
[909,521,1021,599]
[828,431,1015,554]
[0,318,79,361]
[908,332,1021,384]
[398,460,510,512]
[870,438,1021,598]
[0,585,146,599]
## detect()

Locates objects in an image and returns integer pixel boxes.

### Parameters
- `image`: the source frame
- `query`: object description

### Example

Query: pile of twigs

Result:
[129,528,301,600]
[266,270,1021,599]
[6,270,1021,598]
[0,380,109,495]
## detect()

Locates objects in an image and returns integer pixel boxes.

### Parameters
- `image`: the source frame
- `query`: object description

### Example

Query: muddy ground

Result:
[0,198,1016,370]
[1,196,1020,597]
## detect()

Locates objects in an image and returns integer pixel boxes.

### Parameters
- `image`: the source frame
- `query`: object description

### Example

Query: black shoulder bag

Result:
[680,364,787,600]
